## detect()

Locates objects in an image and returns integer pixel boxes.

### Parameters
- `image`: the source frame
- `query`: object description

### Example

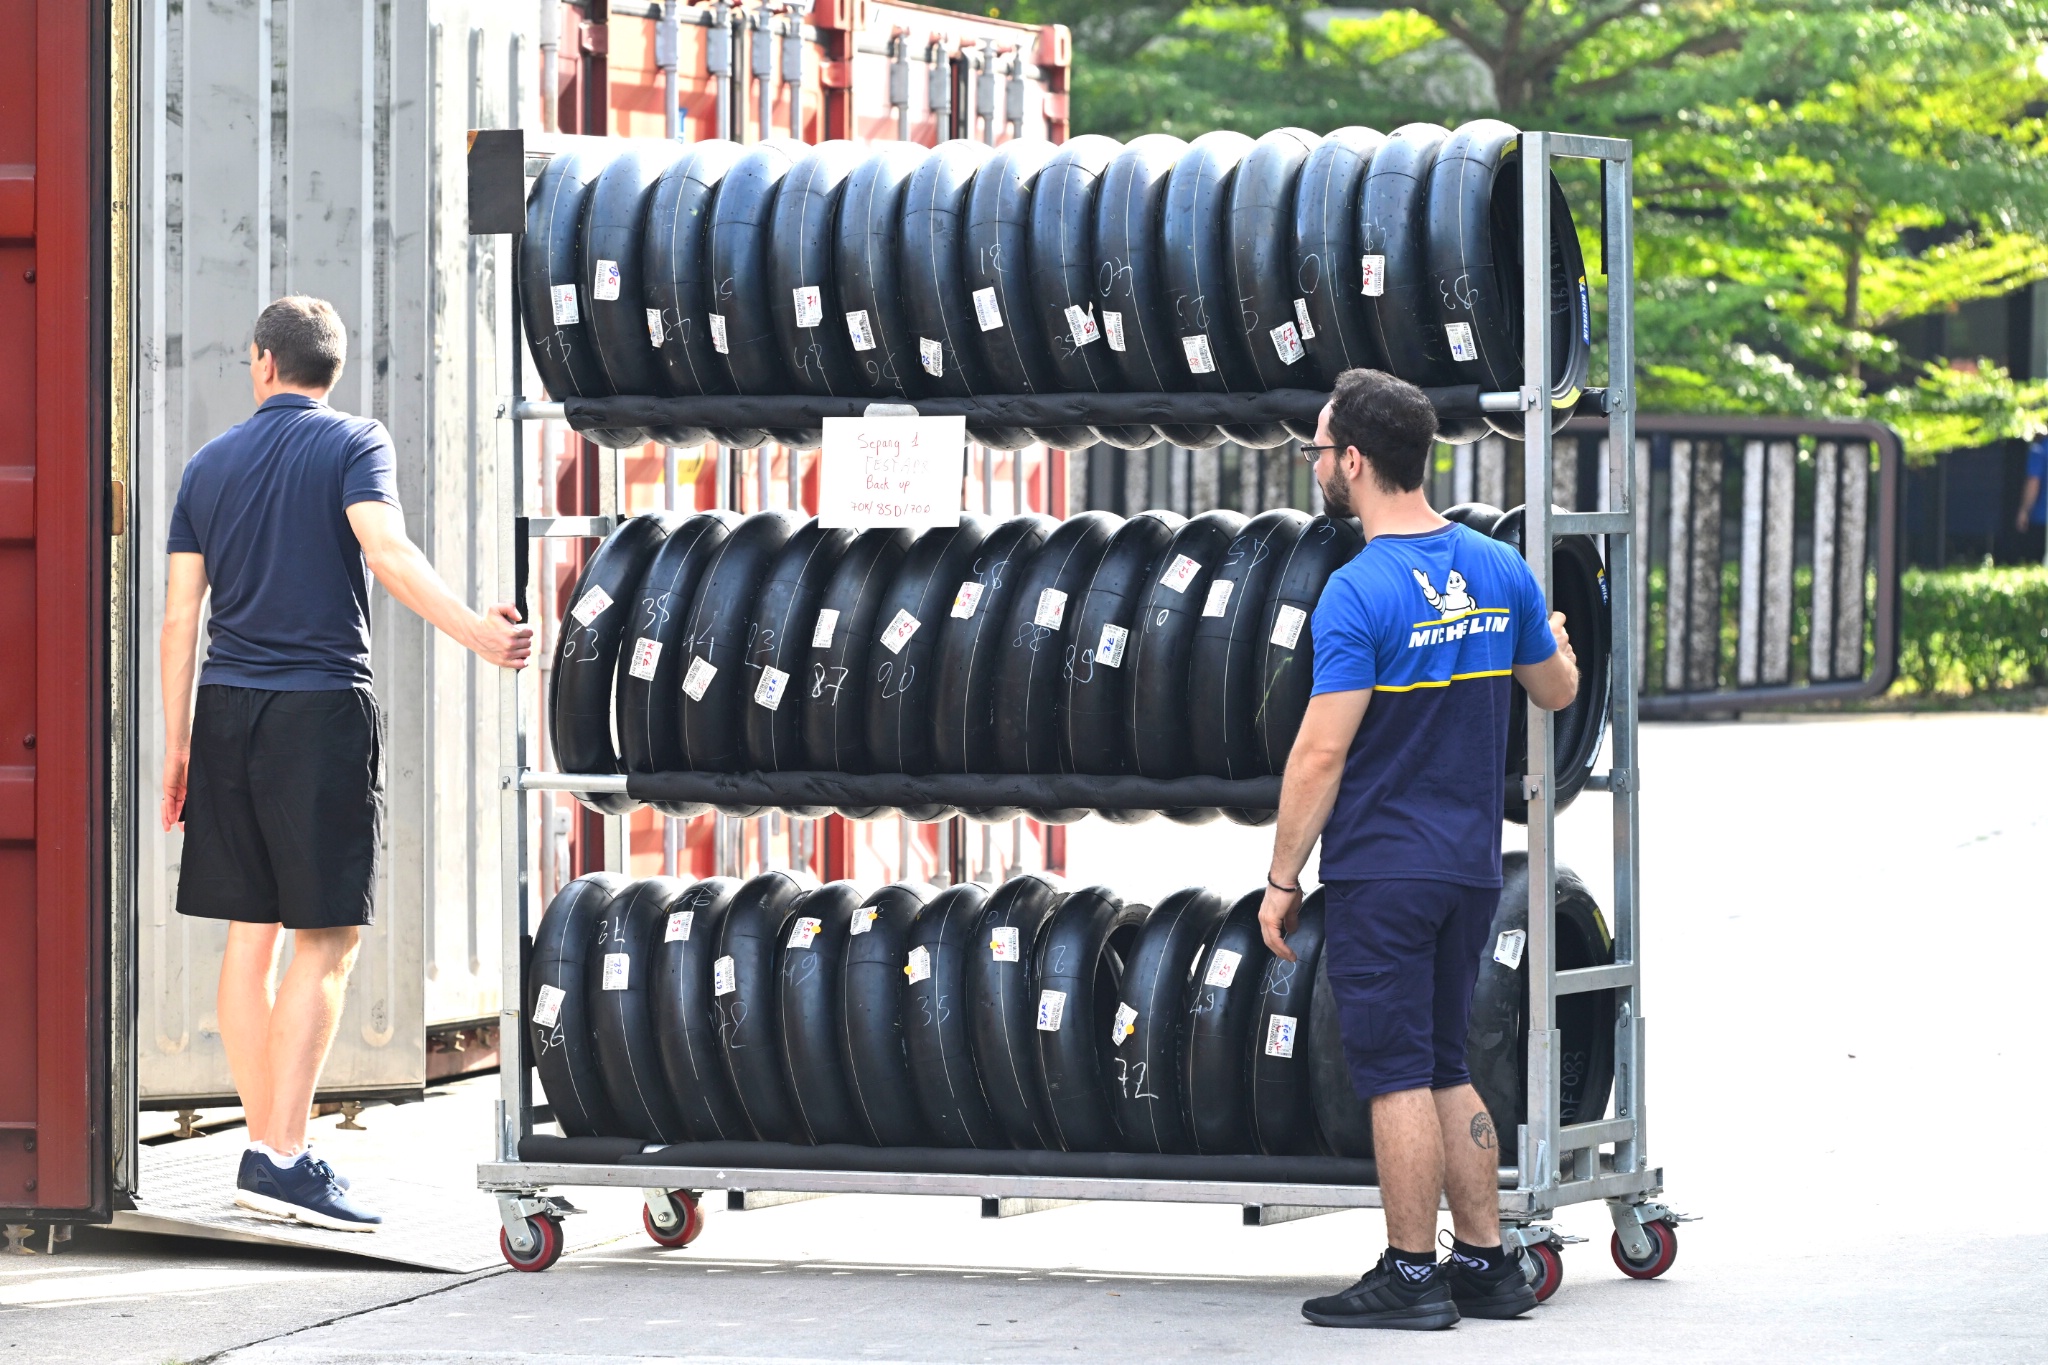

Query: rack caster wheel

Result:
[500,1212,564,1273]
[643,1190,704,1249]
[1611,1218,1678,1279]
[1523,1241,1564,1302]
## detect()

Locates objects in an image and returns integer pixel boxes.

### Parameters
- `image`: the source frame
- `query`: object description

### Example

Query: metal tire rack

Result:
[478,131,1684,1288]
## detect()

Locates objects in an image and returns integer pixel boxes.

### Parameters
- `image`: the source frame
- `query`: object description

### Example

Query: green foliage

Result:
[1895,564,2048,694]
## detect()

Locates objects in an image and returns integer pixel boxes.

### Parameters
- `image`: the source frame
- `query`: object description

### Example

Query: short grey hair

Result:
[253,296,347,390]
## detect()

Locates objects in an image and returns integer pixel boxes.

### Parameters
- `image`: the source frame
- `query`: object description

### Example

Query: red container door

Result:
[0,0,112,1222]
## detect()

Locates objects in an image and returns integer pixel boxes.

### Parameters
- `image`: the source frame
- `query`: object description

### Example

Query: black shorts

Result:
[175,684,383,930]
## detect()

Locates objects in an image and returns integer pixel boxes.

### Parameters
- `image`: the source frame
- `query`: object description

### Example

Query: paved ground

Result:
[4,711,2044,1364]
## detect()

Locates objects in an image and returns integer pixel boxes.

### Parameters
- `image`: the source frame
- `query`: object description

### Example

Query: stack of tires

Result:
[527,854,1615,1157]
[552,499,1609,823]
[519,122,1592,450]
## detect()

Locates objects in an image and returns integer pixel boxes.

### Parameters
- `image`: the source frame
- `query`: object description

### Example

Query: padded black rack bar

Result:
[605,769,1281,814]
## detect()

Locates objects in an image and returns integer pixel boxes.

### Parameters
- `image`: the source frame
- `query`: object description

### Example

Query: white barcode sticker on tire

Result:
[1160,553,1202,594]
[1293,297,1317,340]
[1182,334,1216,374]
[593,260,621,301]
[1446,321,1478,363]
[1202,579,1234,618]
[788,916,823,950]
[850,907,879,935]
[1494,929,1527,970]
[1361,254,1386,297]
[713,955,737,995]
[846,309,876,351]
[1271,604,1307,650]
[628,637,663,681]
[602,952,631,990]
[532,984,566,1027]
[1034,587,1068,630]
[709,313,730,354]
[682,655,717,701]
[1103,310,1126,352]
[1264,1012,1297,1058]
[570,585,613,626]
[905,945,931,984]
[1095,622,1128,668]
[1271,321,1305,366]
[753,665,790,711]
[793,285,824,328]
[665,910,693,943]
[972,287,1004,332]
[879,608,921,654]
[550,284,579,326]
[990,926,1020,962]
[1112,1001,1138,1046]
[1065,303,1100,348]
[1036,989,1067,1031]
[951,581,985,619]
[919,337,945,377]
[646,308,666,347]
[1204,949,1242,988]
[812,608,840,648]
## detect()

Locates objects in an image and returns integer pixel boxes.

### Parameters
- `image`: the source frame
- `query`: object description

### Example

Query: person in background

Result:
[1261,368,1578,1330]
[160,297,532,1231]
[2018,434,2046,564]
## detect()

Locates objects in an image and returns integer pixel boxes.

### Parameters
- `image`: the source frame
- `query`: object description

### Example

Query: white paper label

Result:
[794,284,824,328]
[1361,254,1386,297]
[1103,310,1126,352]
[570,585,613,627]
[788,916,823,950]
[549,284,580,326]
[1033,588,1068,631]
[753,665,790,711]
[846,309,877,351]
[904,944,931,984]
[1446,321,1478,363]
[1065,303,1100,348]
[628,637,663,681]
[1036,989,1067,1032]
[972,286,1004,332]
[1160,553,1202,594]
[1494,929,1527,971]
[532,983,566,1027]
[1270,321,1305,366]
[602,952,631,991]
[1293,297,1317,340]
[1271,603,1308,650]
[1204,949,1242,988]
[1095,622,1128,668]
[709,313,730,354]
[593,259,621,301]
[817,415,970,531]
[950,581,985,620]
[664,910,693,943]
[1182,334,1216,375]
[1264,1013,1297,1059]
[713,955,737,996]
[850,907,879,935]
[879,608,922,654]
[682,655,718,701]
[990,926,1020,962]
[919,336,945,377]
[1202,579,1235,618]
[646,308,666,347]
[811,608,840,648]
[1111,1001,1138,1047]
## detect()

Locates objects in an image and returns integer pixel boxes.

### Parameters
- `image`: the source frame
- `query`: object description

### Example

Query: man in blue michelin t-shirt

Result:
[1260,369,1580,1330]
[162,297,533,1231]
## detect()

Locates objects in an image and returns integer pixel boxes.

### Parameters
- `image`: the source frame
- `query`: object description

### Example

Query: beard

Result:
[1318,466,1354,519]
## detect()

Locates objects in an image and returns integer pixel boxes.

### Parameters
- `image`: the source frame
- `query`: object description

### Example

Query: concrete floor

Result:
[4,711,2045,1364]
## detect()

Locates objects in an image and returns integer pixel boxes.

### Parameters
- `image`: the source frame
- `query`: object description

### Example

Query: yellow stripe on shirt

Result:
[1373,667,1514,693]
[1409,607,1512,629]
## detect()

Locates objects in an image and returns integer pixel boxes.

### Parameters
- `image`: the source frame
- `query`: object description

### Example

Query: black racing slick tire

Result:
[768,140,867,403]
[802,527,914,775]
[1106,888,1229,1153]
[1063,511,1182,777]
[643,139,761,445]
[777,881,871,1146]
[836,141,931,400]
[1229,128,1323,424]
[1032,886,1146,1151]
[864,517,992,777]
[1441,501,1505,536]
[527,872,630,1139]
[1127,510,1246,779]
[588,876,693,1143]
[618,511,737,804]
[1247,889,1325,1156]
[903,883,1006,1148]
[1491,505,1612,822]
[1181,889,1274,1155]
[678,510,802,776]
[551,513,674,812]
[742,519,859,779]
[1256,514,1365,773]
[932,515,1056,775]
[992,511,1119,776]
[966,873,1066,1150]
[838,882,937,1146]
[580,141,703,446]
[651,877,756,1142]
[705,139,808,439]
[1309,949,1374,1158]
[713,871,816,1144]
[1291,126,1389,389]
[1188,509,1309,778]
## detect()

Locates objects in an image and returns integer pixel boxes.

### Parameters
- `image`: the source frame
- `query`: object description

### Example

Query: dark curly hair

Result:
[1326,368,1438,493]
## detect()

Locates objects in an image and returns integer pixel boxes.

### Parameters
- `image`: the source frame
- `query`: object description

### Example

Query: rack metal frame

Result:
[480,131,1678,1276]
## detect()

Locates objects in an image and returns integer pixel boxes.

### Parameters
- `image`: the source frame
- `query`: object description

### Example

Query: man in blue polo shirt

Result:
[2019,435,2046,564]
[1260,368,1579,1330]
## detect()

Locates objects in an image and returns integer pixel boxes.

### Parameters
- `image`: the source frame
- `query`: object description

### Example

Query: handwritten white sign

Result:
[818,416,967,530]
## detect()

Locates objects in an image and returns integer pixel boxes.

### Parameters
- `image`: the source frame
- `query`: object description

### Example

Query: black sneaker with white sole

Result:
[1440,1244,1539,1319]
[235,1151,383,1232]
[1301,1251,1460,1330]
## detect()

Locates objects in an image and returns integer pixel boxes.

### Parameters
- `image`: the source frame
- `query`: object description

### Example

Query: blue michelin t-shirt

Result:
[166,393,401,690]
[1311,522,1558,888]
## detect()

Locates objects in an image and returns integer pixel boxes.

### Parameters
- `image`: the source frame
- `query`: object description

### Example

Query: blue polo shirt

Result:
[167,394,401,690]
[2027,439,2046,527]
[1310,522,1556,888]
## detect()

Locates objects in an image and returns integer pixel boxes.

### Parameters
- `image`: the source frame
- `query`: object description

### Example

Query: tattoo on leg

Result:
[1469,1112,1498,1151]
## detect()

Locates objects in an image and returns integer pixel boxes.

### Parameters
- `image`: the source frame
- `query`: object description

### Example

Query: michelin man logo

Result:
[1413,568,1478,615]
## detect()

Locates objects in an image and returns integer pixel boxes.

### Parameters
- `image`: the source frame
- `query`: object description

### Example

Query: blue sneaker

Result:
[237,1147,351,1192]
[235,1150,383,1232]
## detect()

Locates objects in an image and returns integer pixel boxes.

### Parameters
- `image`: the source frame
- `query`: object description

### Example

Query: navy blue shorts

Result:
[1323,878,1498,1099]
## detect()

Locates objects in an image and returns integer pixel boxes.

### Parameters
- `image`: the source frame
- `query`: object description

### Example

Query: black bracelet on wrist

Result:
[1267,876,1301,894]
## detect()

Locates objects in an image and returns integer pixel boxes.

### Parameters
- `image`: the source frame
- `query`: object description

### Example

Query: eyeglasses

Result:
[1298,443,1340,465]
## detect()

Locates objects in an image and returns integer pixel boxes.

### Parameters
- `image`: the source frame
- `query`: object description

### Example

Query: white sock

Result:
[251,1141,305,1165]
